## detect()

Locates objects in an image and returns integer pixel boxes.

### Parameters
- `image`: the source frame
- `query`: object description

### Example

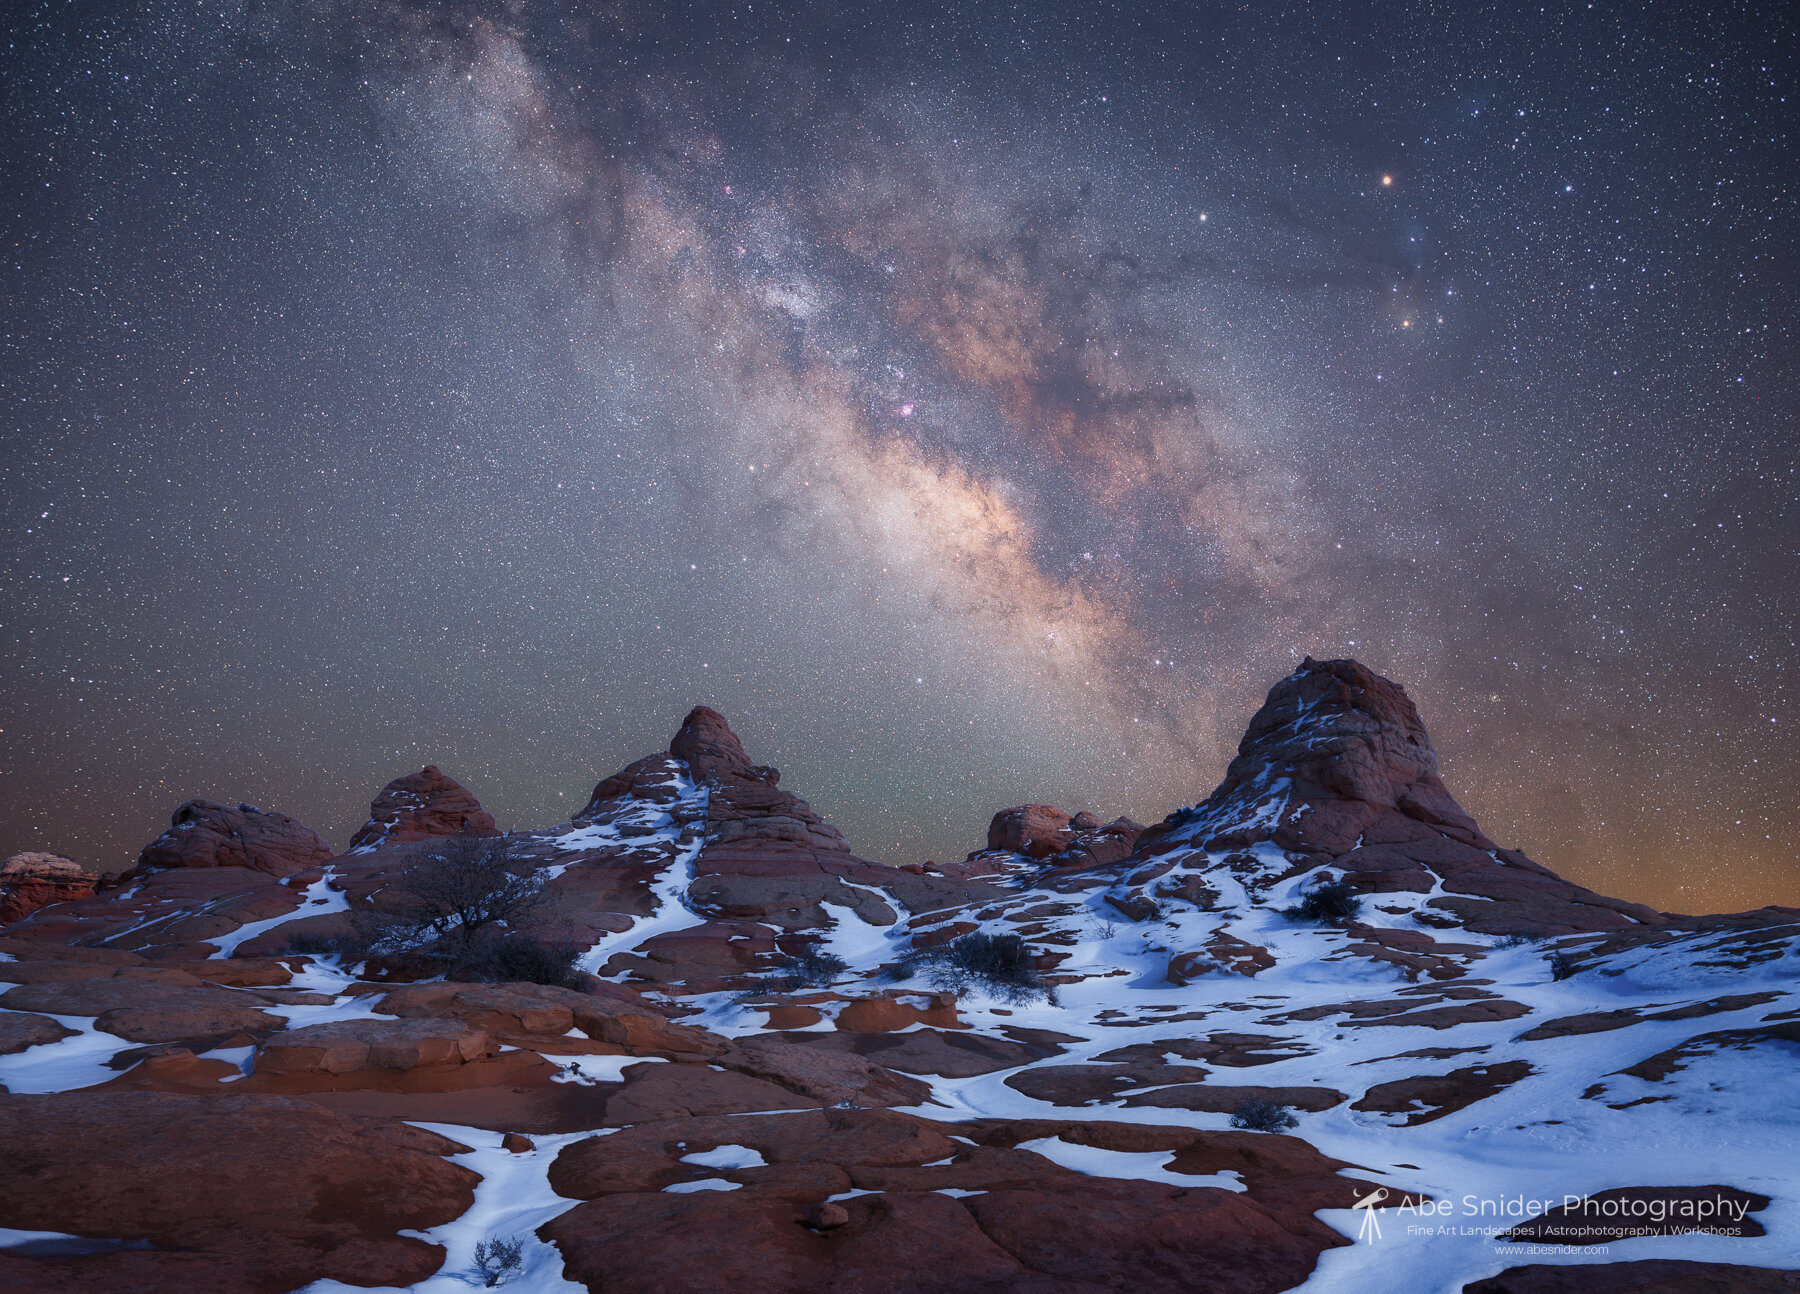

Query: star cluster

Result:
[1,1,1793,910]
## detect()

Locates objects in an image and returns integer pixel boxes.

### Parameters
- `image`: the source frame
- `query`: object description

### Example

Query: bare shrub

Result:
[359,835,546,954]
[1284,879,1361,923]
[1230,1098,1298,1132]
[766,945,850,991]
[471,1234,524,1286]
[915,932,1047,1004]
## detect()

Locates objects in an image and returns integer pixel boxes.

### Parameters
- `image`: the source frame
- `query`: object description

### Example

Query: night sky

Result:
[3,2,1794,912]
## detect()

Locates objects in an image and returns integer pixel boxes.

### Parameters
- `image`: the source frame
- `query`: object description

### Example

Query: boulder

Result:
[375,980,726,1057]
[0,1091,475,1293]
[0,853,97,924]
[986,805,1074,858]
[254,1018,496,1076]
[0,1010,77,1055]
[135,801,332,878]
[346,765,498,851]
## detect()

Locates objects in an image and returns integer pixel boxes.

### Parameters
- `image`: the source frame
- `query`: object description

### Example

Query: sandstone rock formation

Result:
[1127,657,1667,937]
[347,765,499,851]
[3,663,1796,1294]
[0,852,97,923]
[135,800,333,877]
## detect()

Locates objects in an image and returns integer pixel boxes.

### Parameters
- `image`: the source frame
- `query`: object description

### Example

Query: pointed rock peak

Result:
[136,799,333,878]
[347,766,498,853]
[1132,658,1666,937]
[1249,657,1446,805]
[669,706,757,782]
[1176,656,1482,857]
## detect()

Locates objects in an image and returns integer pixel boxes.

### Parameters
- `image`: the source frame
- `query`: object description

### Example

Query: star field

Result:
[1,1,1794,911]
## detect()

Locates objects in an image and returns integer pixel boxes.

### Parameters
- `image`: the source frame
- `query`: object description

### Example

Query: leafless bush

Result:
[1230,1098,1298,1132]
[905,932,1049,1004]
[766,946,850,990]
[471,1233,524,1286]
[358,835,546,954]
[1547,951,1581,981]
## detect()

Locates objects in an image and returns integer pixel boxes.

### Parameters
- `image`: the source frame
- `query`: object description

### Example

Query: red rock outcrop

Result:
[1131,658,1667,937]
[0,852,97,924]
[0,1009,77,1055]
[374,980,727,1058]
[574,752,692,820]
[0,976,287,1044]
[599,709,904,990]
[986,804,1075,857]
[0,1091,476,1293]
[253,1018,498,1077]
[0,865,304,961]
[979,806,1146,872]
[346,765,498,851]
[134,800,333,878]
[540,1109,1416,1294]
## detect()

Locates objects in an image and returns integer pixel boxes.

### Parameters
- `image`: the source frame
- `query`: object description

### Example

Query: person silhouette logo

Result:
[1352,1187,1389,1242]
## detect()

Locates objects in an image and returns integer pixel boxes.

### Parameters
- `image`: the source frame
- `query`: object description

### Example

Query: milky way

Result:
[2,2,1794,910]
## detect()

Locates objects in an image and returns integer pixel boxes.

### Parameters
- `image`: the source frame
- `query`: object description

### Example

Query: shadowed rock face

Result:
[0,853,98,923]
[1130,658,1666,937]
[346,766,499,851]
[135,802,332,879]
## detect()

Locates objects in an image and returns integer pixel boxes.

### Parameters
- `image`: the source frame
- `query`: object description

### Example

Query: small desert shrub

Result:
[1547,951,1581,981]
[1494,934,1540,949]
[1230,1098,1298,1132]
[1285,880,1362,923]
[471,1234,525,1286]
[916,932,1047,1004]
[448,934,582,988]
[766,946,851,991]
